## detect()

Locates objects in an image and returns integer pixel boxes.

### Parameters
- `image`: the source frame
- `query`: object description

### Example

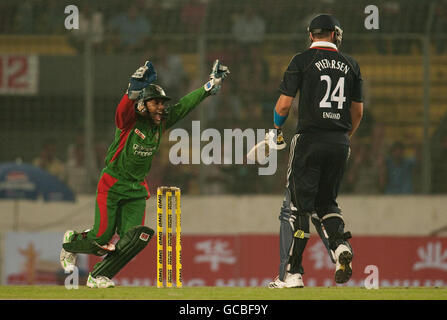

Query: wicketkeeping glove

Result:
[204,59,230,95]
[127,61,157,100]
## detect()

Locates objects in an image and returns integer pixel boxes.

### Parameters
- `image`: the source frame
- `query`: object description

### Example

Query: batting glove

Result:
[127,61,157,100]
[266,129,287,150]
[204,59,230,95]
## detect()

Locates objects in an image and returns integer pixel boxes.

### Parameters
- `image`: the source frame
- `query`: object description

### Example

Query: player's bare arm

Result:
[273,94,294,129]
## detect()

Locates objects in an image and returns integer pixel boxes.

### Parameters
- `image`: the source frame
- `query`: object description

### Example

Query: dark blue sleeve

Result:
[278,55,302,97]
[352,66,363,103]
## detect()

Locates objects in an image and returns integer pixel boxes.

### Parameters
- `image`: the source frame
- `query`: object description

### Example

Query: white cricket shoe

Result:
[268,272,304,288]
[86,273,115,288]
[286,273,304,288]
[268,276,287,288]
[60,230,77,272]
[334,244,353,284]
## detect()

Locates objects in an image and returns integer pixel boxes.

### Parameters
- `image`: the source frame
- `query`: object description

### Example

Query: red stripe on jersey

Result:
[115,94,137,130]
[110,129,131,162]
[312,47,338,52]
[140,179,150,224]
[141,179,151,199]
[96,172,118,237]
[110,94,137,163]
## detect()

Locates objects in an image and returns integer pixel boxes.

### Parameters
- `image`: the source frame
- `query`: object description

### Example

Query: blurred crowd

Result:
[342,116,422,195]
[2,0,447,54]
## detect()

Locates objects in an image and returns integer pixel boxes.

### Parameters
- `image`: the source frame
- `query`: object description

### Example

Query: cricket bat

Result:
[246,139,271,164]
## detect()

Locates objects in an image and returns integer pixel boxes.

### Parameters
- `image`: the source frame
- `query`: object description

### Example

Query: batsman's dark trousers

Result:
[286,132,349,217]
[279,132,349,276]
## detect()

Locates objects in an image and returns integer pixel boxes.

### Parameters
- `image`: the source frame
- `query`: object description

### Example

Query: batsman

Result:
[60,59,230,288]
[268,14,363,288]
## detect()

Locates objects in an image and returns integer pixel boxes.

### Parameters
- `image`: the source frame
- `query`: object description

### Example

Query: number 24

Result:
[319,75,346,109]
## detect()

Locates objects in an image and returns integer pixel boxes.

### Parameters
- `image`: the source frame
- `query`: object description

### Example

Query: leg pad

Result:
[91,225,154,279]
[63,231,113,256]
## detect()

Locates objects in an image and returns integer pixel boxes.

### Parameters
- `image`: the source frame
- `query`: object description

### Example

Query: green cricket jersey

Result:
[103,87,210,182]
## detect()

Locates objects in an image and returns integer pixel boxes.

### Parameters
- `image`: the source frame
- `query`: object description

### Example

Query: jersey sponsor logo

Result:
[322,111,341,119]
[134,128,146,140]
[133,143,155,157]
[314,59,350,74]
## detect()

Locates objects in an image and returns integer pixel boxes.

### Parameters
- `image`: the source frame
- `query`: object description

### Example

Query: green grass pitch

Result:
[0,286,446,300]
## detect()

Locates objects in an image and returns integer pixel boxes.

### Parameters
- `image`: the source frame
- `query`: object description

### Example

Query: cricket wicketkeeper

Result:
[60,59,229,288]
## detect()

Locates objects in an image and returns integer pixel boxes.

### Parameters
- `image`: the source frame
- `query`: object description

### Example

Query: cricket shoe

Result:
[334,244,353,284]
[60,230,77,272]
[86,273,115,288]
[268,272,304,288]
[286,273,304,288]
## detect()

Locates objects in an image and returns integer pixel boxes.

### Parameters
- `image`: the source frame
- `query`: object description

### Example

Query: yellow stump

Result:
[156,188,163,288]
[166,190,173,288]
[175,189,182,288]
[156,186,182,288]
